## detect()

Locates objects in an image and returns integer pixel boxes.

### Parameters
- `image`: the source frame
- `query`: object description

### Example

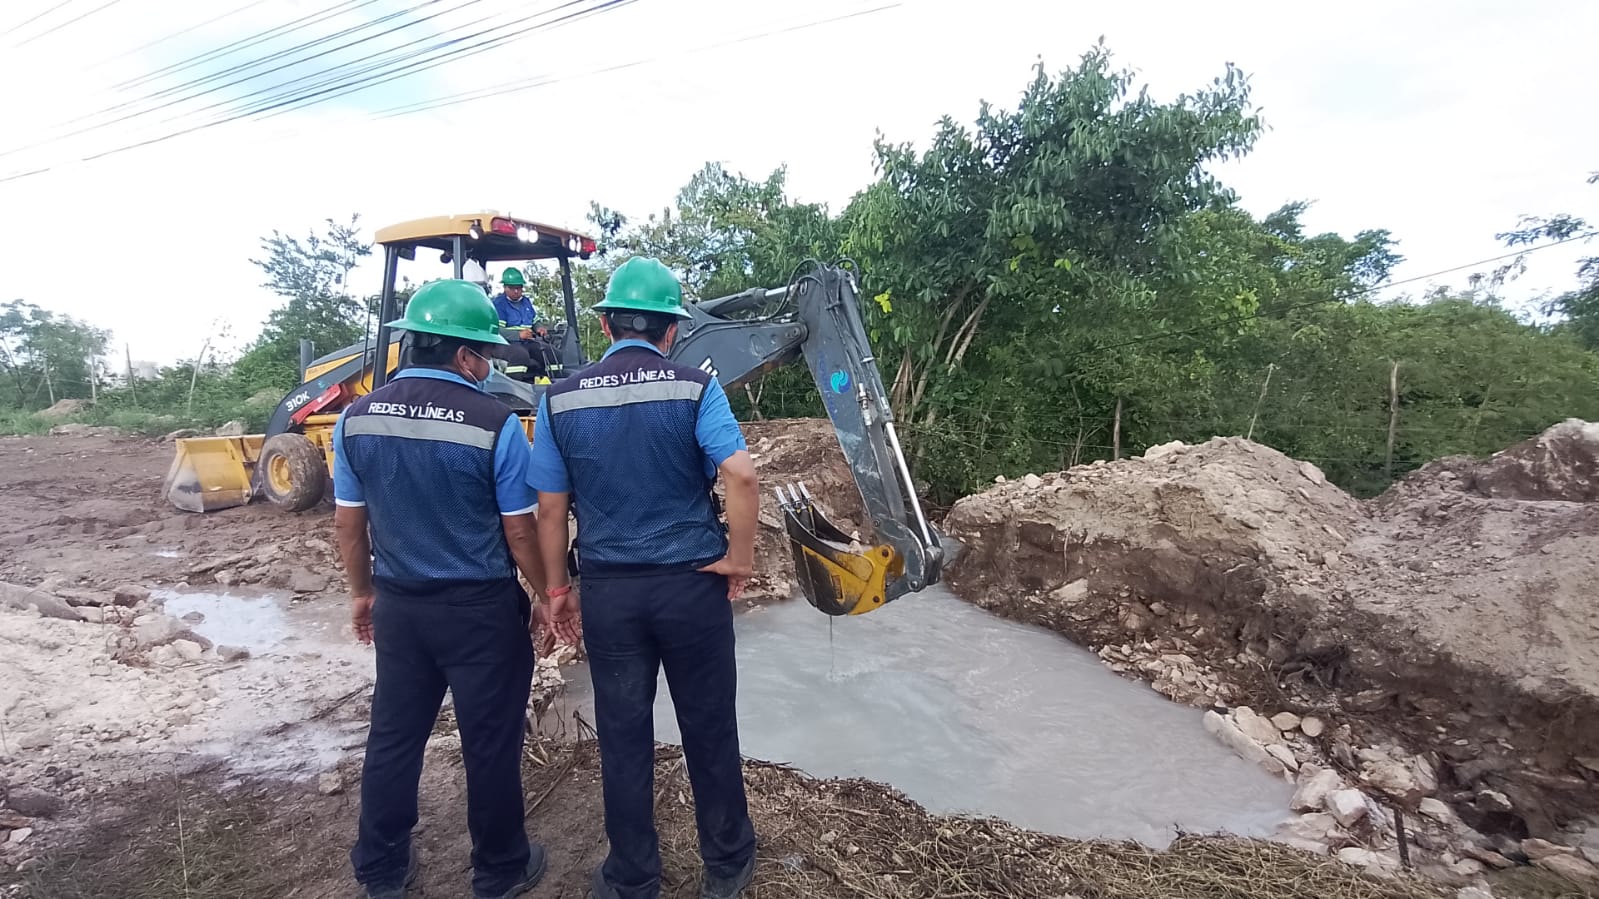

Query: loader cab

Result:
[371,212,598,406]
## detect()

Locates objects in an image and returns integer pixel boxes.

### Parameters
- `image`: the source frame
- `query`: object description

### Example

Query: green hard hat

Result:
[501,267,526,287]
[595,257,691,319]
[385,279,508,345]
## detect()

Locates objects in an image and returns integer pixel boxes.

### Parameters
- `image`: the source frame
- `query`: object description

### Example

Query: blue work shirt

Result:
[528,339,746,572]
[492,292,539,330]
[528,340,745,493]
[333,367,536,582]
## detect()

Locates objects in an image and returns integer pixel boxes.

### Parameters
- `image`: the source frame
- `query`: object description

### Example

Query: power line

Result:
[109,0,372,93]
[0,0,896,184]
[0,0,78,39]
[11,0,126,48]
[76,0,634,164]
[7,0,470,156]
[1079,231,1599,357]
[373,1,902,119]
[84,0,276,71]
[0,0,591,163]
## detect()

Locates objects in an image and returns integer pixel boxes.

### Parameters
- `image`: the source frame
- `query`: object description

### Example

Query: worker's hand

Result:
[535,326,548,338]
[519,328,534,341]
[699,556,754,601]
[546,589,582,645]
[350,592,376,644]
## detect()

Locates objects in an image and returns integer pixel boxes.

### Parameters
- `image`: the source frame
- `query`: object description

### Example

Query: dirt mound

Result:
[944,423,1599,844]
[739,419,864,604]
[1383,418,1599,503]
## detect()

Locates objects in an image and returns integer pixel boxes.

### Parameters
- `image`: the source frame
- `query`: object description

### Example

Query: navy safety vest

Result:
[544,346,727,574]
[339,373,520,582]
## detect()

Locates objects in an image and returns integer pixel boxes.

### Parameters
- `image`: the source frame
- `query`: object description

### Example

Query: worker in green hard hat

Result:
[491,267,551,382]
[530,257,759,899]
[333,278,558,899]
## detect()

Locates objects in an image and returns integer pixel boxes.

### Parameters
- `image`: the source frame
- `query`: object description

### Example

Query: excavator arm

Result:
[668,263,944,616]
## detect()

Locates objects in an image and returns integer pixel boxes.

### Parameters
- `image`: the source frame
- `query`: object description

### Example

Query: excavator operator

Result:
[491,268,551,382]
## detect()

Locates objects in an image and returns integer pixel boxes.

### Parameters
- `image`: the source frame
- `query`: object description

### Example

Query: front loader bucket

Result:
[778,483,904,617]
[163,435,264,513]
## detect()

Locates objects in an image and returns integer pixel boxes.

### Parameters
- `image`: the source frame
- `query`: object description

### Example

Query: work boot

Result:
[589,864,621,899]
[474,842,547,899]
[699,855,755,899]
[364,849,419,899]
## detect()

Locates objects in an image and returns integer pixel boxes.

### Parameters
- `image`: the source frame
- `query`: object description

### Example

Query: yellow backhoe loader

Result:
[164,212,943,615]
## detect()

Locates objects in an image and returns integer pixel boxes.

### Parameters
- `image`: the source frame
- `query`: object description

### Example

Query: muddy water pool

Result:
[551,586,1294,846]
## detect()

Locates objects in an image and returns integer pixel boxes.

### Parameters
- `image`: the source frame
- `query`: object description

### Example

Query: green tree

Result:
[234,214,374,390]
[0,300,109,407]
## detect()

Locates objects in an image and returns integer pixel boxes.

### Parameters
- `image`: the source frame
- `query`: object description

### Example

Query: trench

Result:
[546,586,1295,847]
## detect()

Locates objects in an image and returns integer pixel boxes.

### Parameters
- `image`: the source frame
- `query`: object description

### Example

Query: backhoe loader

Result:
[164,211,943,615]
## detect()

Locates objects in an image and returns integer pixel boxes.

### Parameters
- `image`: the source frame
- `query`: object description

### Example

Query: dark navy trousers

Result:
[582,569,756,899]
[351,578,535,896]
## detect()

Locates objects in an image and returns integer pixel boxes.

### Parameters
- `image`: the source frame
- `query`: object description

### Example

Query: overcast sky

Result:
[1,0,1594,366]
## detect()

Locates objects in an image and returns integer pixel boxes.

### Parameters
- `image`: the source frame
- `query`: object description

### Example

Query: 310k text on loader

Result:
[163,211,943,616]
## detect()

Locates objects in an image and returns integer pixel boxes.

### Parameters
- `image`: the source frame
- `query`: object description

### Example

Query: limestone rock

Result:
[1022,473,1043,489]
[317,772,344,796]
[1450,858,1485,876]
[1419,797,1456,823]
[1291,765,1342,812]
[1455,889,1494,899]
[1462,845,1514,869]
[113,584,150,606]
[1270,712,1302,732]
[1202,711,1286,777]
[289,569,330,594]
[216,645,251,662]
[1522,838,1576,861]
[1266,743,1300,772]
[1534,853,1599,884]
[1325,789,1370,827]
[1337,847,1380,867]
[8,827,32,844]
[214,419,247,437]
[132,613,188,648]
[1299,716,1325,738]
[1476,789,1513,814]
[171,639,203,662]
[1364,757,1424,803]
[1231,706,1284,745]
[0,582,83,621]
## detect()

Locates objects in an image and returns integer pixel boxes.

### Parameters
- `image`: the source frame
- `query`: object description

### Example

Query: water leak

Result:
[555,587,1294,847]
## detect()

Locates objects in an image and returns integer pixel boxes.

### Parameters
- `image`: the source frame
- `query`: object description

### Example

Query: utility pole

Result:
[1385,360,1401,481]
[1112,397,1123,460]
[1247,363,1275,441]
[126,344,138,407]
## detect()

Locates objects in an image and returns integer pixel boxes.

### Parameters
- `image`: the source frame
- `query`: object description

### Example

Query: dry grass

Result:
[13,736,1548,899]
[651,750,1449,899]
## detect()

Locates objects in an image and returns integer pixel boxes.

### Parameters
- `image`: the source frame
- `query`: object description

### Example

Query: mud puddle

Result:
[550,586,1295,846]
[153,586,375,780]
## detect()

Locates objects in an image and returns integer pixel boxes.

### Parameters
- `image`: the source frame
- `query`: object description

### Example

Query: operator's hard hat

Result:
[384,279,508,345]
[594,257,691,319]
[501,267,526,287]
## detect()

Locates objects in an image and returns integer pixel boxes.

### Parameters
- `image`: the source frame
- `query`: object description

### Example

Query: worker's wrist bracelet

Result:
[546,584,572,598]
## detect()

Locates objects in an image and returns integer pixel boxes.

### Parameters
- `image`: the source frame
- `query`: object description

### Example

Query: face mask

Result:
[461,348,493,391]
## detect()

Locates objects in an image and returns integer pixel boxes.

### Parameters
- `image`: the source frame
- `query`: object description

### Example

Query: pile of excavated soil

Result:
[9,739,1449,899]
[736,420,865,604]
[943,421,1599,858]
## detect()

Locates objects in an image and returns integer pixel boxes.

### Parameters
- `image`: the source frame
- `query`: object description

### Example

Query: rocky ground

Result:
[944,419,1599,896]
[1,419,1594,897]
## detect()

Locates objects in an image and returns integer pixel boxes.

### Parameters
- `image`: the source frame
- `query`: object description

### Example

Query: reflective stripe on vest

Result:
[342,414,497,449]
[547,379,703,414]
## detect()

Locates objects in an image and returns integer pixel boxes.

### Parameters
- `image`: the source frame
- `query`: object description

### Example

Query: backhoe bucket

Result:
[163,435,264,513]
[778,483,904,617]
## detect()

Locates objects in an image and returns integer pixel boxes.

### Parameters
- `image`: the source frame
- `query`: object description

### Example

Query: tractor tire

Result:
[259,433,328,512]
